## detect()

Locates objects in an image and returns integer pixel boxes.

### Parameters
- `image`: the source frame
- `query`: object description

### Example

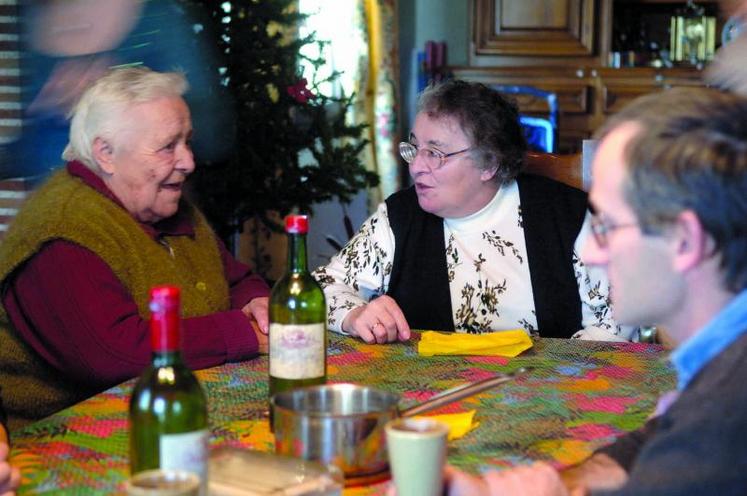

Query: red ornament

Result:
[287,78,315,104]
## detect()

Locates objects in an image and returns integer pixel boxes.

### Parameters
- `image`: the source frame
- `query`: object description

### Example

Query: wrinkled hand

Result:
[250,320,269,355]
[0,442,20,495]
[241,297,269,334]
[342,296,410,344]
[444,463,569,496]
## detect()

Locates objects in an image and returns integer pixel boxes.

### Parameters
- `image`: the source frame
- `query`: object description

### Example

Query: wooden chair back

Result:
[523,151,588,191]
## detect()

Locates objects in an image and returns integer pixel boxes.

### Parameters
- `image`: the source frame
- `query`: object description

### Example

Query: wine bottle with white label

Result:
[129,285,209,495]
[269,215,327,402]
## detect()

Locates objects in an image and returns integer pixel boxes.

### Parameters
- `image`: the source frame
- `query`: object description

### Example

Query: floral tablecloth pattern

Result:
[11,334,674,494]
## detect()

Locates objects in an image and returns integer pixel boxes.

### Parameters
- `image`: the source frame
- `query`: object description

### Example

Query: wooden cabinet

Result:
[462,0,714,152]
[474,0,596,57]
[598,67,703,114]
[470,0,608,67]
[452,65,703,153]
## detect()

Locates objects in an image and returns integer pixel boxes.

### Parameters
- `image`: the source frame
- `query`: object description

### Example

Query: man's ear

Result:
[672,209,711,273]
[92,137,115,175]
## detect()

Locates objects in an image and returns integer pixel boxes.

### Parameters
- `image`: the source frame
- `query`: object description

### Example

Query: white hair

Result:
[62,66,189,169]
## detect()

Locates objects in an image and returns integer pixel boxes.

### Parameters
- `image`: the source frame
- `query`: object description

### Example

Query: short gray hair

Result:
[596,87,747,292]
[62,66,189,169]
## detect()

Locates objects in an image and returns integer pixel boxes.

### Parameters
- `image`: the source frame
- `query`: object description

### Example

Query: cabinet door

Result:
[597,68,704,115]
[474,0,595,56]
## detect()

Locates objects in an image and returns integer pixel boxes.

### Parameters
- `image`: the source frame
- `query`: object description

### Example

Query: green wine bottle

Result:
[129,285,209,495]
[269,215,327,401]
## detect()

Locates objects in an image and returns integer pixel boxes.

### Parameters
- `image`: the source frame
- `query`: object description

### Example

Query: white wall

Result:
[399,0,470,132]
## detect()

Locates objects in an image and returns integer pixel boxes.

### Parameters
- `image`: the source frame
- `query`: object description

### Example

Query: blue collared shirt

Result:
[670,289,747,391]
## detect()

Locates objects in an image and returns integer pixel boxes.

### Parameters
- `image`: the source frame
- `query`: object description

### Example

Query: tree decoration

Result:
[183,0,378,276]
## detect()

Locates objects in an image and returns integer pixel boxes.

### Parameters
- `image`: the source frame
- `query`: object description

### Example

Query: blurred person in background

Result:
[0,67,268,431]
[705,1,747,95]
[314,80,629,344]
[1,0,231,180]
[444,87,747,496]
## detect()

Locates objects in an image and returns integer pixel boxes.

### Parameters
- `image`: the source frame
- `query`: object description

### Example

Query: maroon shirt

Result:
[2,162,270,386]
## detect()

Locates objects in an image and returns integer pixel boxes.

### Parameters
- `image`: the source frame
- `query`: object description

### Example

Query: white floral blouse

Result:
[313,182,634,341]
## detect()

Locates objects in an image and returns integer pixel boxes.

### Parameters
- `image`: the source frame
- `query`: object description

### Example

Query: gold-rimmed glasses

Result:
[589,213,639,248]
[398,141,472,172]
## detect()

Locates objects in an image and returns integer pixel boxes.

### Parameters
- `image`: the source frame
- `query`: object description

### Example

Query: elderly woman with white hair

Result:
[0,67,270,431]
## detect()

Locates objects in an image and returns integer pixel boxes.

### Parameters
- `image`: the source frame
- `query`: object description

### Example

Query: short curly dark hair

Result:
[417,79,527,184]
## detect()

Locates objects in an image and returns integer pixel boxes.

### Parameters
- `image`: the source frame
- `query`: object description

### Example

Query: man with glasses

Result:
[314,79,629,344]
[445,87,747,495]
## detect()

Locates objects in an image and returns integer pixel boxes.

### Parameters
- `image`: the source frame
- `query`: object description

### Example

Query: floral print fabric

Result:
[314,182,633,341]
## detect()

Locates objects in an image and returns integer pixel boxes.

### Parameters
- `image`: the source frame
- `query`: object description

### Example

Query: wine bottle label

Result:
[160,429,209,495]
[269,323,325,379]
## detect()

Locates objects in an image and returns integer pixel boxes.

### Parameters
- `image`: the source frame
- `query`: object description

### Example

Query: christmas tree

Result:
[183,0,378,276]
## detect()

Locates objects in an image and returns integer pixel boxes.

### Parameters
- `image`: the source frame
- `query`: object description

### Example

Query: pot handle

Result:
[400,366,533,418]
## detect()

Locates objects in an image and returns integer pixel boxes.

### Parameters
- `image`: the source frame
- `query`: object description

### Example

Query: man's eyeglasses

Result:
[590,213,639,248]
[398,141,472,172]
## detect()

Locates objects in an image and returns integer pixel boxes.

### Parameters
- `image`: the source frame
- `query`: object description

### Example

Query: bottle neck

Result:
[150,307,181,362]
[152,349,183,367]
[287,232,308,274]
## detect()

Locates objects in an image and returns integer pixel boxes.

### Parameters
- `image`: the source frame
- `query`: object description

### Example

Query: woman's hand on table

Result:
[251,323,268,354]
[242,296,269,354]
[341,296,410,344]
[242,296,269,334]
[443,463,570,496]
[0,442,20,495]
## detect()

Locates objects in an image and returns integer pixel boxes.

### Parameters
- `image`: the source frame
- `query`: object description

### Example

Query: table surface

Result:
[10,333,675,495]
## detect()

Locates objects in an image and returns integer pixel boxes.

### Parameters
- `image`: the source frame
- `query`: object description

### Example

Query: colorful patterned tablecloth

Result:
[10,334,675,494]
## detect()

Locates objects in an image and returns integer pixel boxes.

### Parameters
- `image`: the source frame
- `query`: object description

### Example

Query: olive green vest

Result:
[0,169,230,432]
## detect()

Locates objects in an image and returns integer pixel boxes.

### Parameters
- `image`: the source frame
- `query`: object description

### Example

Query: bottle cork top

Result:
[149,285,181,352]
[285,215,309,234]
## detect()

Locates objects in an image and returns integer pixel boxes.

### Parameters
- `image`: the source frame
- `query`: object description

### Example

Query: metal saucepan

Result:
[271,367,531,484]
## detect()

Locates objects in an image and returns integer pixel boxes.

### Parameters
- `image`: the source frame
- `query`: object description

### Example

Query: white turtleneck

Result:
[314,183,631,341]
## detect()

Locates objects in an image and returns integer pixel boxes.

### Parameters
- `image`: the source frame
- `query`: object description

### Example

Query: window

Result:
[298,0,366,98]
[0,0,19,144]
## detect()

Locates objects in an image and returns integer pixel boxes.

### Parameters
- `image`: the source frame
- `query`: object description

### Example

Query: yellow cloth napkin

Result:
[418,329,533,357]
[415,410,479,441]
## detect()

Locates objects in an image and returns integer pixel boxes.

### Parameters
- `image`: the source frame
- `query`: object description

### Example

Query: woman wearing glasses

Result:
[313,79,631,344]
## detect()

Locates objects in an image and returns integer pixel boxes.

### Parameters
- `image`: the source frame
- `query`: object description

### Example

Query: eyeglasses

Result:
[398,141,472,172]
[590,213,639,249]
